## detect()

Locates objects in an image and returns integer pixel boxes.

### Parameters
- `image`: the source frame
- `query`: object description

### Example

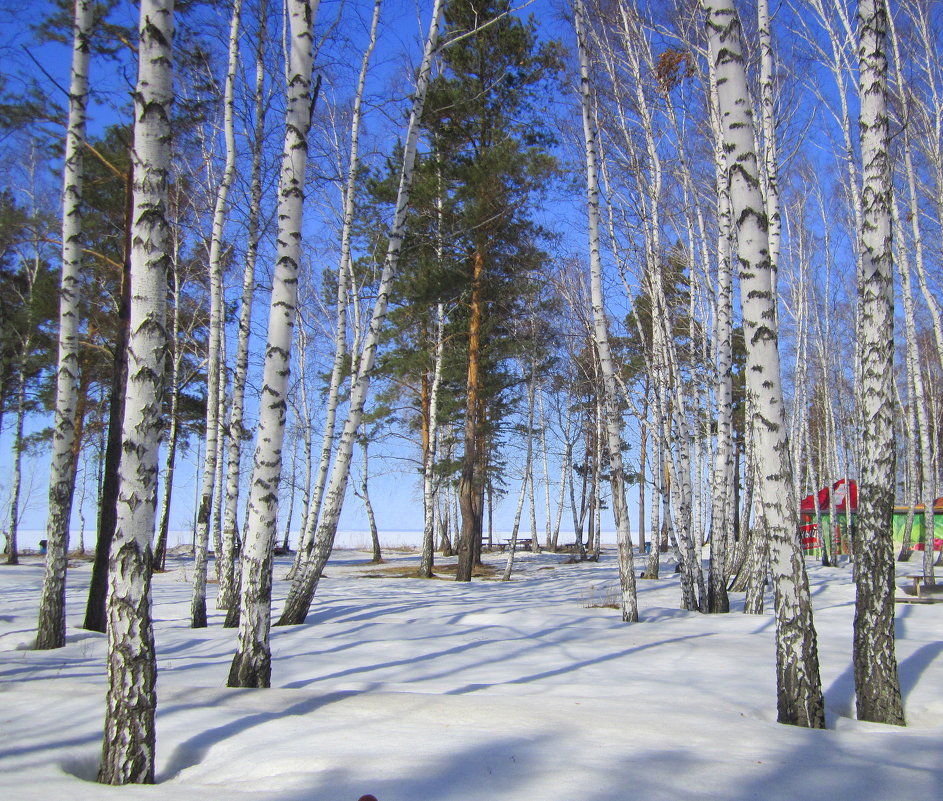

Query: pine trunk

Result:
[456,249,485,582]
[83,165,132,634]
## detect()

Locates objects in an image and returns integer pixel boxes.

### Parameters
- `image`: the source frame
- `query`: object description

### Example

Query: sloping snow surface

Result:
[2,548,942,800]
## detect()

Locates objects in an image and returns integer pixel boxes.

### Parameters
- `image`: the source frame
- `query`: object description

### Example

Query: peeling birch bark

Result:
[36,0,94,649]
[703,0,824,728]
[228,0,321,688]
[852,0,905,727]
[98,0,174,783]
[573,0,637,622]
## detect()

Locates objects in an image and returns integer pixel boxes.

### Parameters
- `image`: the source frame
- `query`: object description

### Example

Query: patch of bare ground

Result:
[357,562,499,580]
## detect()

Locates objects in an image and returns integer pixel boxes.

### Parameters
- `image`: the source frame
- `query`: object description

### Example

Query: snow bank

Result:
[1,548,941,800]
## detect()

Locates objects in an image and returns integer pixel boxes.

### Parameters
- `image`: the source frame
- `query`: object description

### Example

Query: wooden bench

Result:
[499,538,533,552]
[897,575,943,603]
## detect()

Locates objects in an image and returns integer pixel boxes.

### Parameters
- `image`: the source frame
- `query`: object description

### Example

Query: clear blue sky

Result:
[1,0,626,551]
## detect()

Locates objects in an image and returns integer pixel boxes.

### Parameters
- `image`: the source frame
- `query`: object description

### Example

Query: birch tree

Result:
[573,0,638,622]
[703,0,824,728]
[419,301,445,577]
[708,75,734,613]
[277,0,445,625]
[4,232,43,568]
[218,0,269,612]
[34,0,94,647]
[191,0,243,629]
[887,3,938,572]
[287,0,381,583]
[98,0,174,783]
[227,0,320,688]
[852,0,905,727]
[502,355,537,580]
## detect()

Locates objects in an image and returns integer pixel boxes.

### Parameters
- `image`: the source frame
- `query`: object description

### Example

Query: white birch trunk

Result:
[552,433,571,551]
[419,302,445,577]
[218,0,268,612]
[228,0,320,688]
[708,70,734,612]
[573,0,637,622]
[97,0,174,783]
[287,0,381,579]
[904,1,943,380]
[852,0,905,726]
[36,0,94,648]
[277,0,445,626]
[213,337,228,567]
[758,0,781,302]
[645,401,663,579]
[892,201,934,578]
[703,0,824,728]
[887,4,938,573]
[503,362,537,581]
[192,0,243,628]
[357,437,381,563]
[6,316,33,567]
[539,384,553,549]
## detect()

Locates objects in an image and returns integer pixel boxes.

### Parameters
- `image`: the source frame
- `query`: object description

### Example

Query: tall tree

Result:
[413,0,560,583]
[852,0,905,727]
[4,194,56,567]
[276,0,445,626]
[286,0,381,584]
[703,0,825,728]
[573,0,638,621]
[217,0,269,612]
[228,0,321,688]
[82,136,132,634]
[191,0,244,630]
[97,0,174,783]
[36,0,94,649]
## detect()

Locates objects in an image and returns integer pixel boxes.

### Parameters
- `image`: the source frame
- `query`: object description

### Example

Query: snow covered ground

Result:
[1,546,941,800]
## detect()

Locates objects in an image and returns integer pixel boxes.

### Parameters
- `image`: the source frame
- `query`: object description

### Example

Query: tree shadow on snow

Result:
[825,638,943,722]
[445,633,711,694]
[158,691,357,781]
[276,731,557,801]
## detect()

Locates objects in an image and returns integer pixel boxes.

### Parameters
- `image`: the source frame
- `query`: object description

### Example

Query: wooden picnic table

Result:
[897,575,943,603]
[498,538,533,551]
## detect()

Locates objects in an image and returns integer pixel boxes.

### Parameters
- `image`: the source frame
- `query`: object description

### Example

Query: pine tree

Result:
[409,0,561,582]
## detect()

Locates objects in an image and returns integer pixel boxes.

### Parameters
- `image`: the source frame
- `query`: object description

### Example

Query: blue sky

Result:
[0,0,624,550]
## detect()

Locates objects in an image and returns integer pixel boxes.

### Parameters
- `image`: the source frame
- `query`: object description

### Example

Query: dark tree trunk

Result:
[84,165,132,634]
[456,249,484,582]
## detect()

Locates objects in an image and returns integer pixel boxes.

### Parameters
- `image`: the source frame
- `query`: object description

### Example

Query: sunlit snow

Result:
[2,547,941,800]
